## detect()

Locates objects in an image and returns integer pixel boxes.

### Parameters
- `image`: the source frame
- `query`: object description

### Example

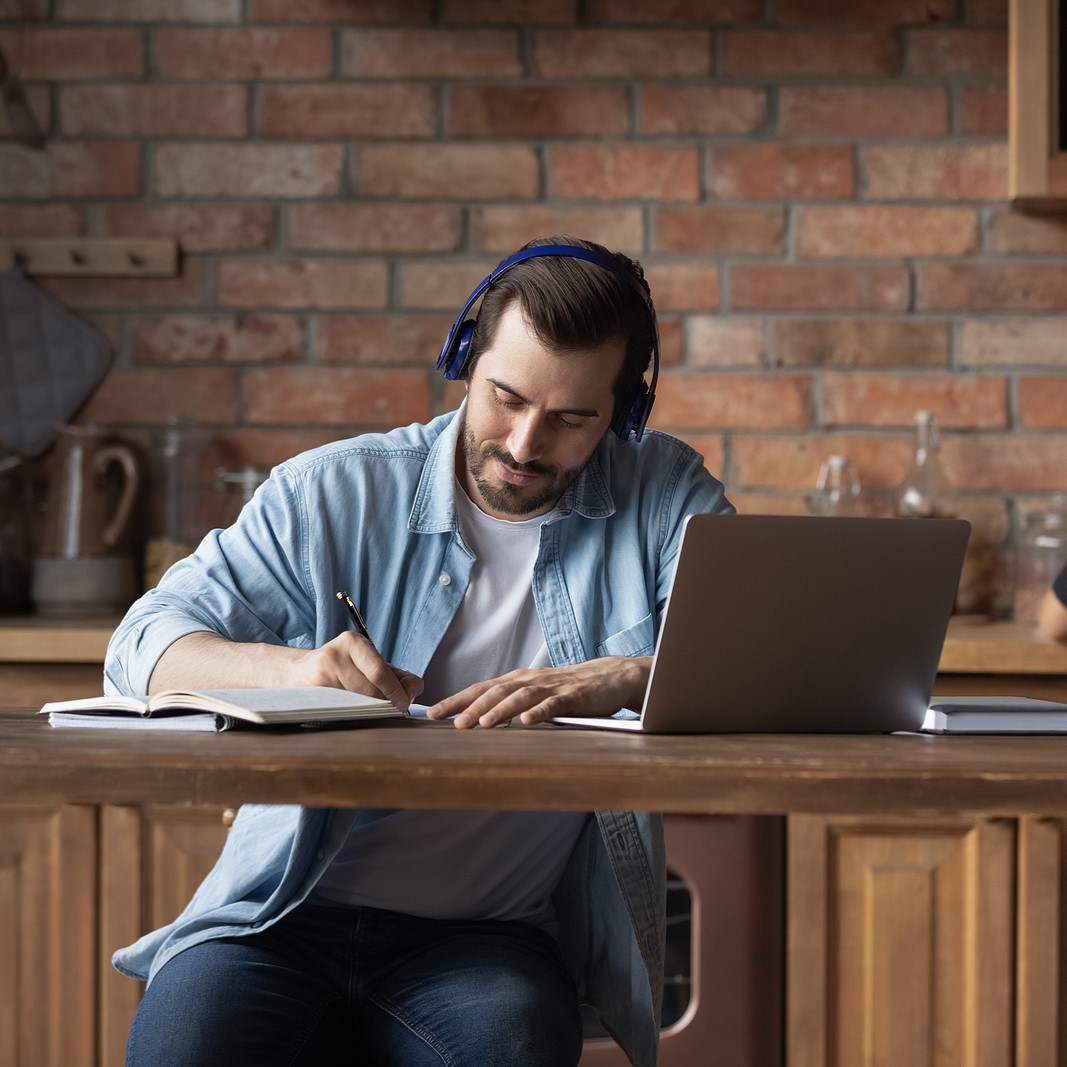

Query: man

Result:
[107,237,733,1066]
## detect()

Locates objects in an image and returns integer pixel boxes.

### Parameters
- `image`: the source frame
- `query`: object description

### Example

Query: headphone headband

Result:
[435,244,659,440]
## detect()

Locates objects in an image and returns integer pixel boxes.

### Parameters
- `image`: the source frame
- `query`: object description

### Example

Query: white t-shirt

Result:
[311,483,589,924]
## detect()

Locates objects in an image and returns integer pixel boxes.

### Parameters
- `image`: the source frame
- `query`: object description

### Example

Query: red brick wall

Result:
[4,0,1062,556]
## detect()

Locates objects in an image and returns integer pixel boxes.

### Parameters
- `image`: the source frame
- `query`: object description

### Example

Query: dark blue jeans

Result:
[126,903,583,1067]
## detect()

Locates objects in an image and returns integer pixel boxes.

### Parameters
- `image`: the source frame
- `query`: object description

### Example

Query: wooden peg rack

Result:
[0,237,179,277]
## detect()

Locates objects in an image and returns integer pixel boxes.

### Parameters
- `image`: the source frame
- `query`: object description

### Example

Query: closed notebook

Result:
[922,695,1067,734]
[39,687,402,733]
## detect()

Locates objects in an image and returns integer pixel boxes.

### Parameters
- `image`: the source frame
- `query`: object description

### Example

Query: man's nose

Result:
[507,411,545,465]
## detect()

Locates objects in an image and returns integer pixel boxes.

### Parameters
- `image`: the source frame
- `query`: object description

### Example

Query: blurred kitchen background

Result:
[2,0,1066,622]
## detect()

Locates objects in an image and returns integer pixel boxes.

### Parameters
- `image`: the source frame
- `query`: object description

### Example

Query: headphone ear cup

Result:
[438,319,476,381]
[614,381,650,440]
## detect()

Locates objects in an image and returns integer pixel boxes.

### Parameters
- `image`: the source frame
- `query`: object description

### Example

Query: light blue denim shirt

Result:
[106,404,732,1067]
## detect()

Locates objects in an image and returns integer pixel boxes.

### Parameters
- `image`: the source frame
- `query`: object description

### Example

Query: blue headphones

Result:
[434,243,659,441]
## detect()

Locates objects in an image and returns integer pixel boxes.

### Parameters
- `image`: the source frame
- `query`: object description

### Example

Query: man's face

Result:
[458,302,625,521]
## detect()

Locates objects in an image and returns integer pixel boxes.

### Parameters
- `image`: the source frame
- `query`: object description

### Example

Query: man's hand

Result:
[425,656,651,729]
[149,631,423,713]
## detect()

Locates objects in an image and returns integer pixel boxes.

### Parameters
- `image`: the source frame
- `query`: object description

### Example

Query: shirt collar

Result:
[409,400,617,533]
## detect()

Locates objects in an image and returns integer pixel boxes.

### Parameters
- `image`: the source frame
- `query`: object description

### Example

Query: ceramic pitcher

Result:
[39,424,140,559]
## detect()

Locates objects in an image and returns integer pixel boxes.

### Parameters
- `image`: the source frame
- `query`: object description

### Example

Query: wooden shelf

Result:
[0,617,117,664]
[939,618,1067,675]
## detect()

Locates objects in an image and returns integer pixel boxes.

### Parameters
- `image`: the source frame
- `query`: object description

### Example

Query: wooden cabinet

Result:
[0,805,97,1067]
[1010,0,1067,205]
[787,813,1067,1067]
[0,801,229,1067]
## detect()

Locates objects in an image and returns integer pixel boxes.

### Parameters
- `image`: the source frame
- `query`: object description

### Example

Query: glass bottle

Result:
[895,411,949,518]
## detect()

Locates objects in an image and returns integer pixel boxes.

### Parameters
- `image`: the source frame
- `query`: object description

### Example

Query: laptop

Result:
[553,513,971,734]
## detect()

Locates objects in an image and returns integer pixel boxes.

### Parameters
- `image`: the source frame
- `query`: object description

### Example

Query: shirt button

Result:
[316,849,325,861]
[439,573,451,586]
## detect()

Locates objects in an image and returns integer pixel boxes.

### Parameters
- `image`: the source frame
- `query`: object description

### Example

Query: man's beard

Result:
[461,422,584,518]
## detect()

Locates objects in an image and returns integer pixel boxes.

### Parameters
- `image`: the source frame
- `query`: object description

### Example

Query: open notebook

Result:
[554,513,971,734]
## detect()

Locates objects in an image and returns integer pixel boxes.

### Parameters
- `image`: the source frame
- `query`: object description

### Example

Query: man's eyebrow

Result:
[486,377,601,419]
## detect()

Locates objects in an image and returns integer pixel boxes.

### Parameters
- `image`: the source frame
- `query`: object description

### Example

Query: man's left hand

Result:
[425,656,652,729]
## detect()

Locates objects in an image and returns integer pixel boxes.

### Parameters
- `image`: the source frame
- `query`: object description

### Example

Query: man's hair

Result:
[467,236,656,429]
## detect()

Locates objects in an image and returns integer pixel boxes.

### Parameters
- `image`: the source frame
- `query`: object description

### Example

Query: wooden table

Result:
[4,707,1067,816]
[5,710,1067,1067]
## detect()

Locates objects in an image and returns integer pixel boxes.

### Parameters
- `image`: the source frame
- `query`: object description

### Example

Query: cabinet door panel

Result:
[788,815,1014,1067]
[99,804,230,1067]
[0,805,96,1067]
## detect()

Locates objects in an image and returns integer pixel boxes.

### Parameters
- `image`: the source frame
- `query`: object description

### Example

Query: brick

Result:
[96,204,275,253]
[587,0,759,20]
[725,491,810,516]
[656,206,784,255]
[961,86,1007,135]
[260,85,435,138]
[398,259,496,309]
[217,258,388,310]
[940,435,1067,491]
[967,0,1007,24]
[988,210,1067,255]
[61,84,247,137]
[0,203,82,236]
[652,373,811,430]
[733,433,915,491]
[685,317,766,367]
[862,144,1008,199]
[906,28,1007,73]
[722,30,899,75]
[244,367,430,427]
[667,434,726,478]
[960,319,1067,366]
[39,262,205,309]
[712,145,854,199]
[780,85,948,137]
[213,428,340,469]
[285,204,461,252]
[1018,378,1067,429]
[640,86,766,135]
[775,0,957,22]
[345,29,520,77]
[656,319,684,367]
[78,367,240,425]
[359,145,538,199]
[155,144,342,198]
[0,27,144,79]
[449,86,629,138]
[774,319,950,368]
[644,264,720,311]
[1,141,140,198]
[796,206,977,257]
[533,30,711,77]
[916,264,1067,311]
[731,266,909,312]
[250,0,431,19]
[316,314,455,364]
[822,373,1006,428]
[57,0,240,20]
[155,28,333,78]
[132,315,306,364]
[550,145,699,200]
[0,86,49,140]
[471,206,643,253]
[443,0,576,21]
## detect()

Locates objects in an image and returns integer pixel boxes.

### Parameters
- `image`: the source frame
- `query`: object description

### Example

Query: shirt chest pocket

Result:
[594,612,655,659]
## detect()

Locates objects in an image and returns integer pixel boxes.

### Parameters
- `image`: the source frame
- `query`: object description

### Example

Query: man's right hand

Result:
[148,631,423,713]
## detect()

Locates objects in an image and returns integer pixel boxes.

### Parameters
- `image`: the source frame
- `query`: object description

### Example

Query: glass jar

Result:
[215,465,270,527]
[1014,496,1067,624]
[805,455,861,517]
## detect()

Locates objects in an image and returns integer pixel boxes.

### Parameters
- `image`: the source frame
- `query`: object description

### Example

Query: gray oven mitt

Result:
[0,269,113,457]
